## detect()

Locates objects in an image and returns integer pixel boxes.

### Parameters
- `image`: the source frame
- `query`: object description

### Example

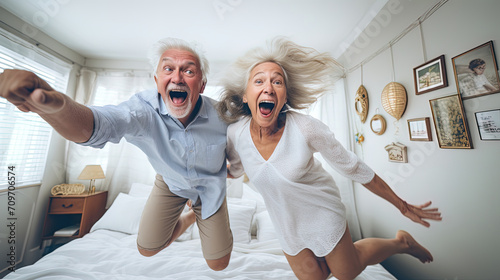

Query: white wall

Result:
[339,0,500,279]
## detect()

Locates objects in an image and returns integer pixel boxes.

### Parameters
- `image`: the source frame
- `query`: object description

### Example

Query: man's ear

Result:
[199,82,206,94]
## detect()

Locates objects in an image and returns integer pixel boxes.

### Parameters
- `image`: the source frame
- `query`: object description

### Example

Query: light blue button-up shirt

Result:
[80,90,228,219]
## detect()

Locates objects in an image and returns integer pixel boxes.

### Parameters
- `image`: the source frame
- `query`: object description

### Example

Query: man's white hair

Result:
[149,37,209,83]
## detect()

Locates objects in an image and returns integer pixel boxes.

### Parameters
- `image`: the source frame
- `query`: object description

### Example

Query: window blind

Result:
[0,43,71,189]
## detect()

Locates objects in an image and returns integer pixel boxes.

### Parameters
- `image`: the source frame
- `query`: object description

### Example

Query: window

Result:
[0,38,71,189]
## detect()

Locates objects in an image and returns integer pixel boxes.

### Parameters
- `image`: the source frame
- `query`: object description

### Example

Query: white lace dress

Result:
[227,111,375,256]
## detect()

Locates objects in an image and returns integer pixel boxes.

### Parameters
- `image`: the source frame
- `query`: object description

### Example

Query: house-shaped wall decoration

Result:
[384,142,408,163]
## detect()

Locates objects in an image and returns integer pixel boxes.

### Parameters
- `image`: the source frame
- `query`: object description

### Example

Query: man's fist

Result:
[0,69,65,114]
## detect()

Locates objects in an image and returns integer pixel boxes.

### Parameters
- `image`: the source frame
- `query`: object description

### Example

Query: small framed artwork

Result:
[407,117,432,141]
[413,55,448,95]
[475,109,500,140]
[429,94,473,149]
[452,41,500,99]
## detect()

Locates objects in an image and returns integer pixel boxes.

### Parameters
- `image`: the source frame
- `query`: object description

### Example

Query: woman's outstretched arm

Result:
[363,174,442,227]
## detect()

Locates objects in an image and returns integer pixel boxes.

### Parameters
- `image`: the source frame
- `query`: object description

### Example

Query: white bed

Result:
[5,181,396,280]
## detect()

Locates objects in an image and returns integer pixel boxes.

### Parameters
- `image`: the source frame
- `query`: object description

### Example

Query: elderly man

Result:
[0,38,232,271]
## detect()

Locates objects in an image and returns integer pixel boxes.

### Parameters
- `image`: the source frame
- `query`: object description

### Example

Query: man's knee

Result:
[206,253,231,271]
[138,246,158,257]
[137,242,171,257]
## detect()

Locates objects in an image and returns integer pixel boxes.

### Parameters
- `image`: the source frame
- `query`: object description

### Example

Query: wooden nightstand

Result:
[42,191,108,239]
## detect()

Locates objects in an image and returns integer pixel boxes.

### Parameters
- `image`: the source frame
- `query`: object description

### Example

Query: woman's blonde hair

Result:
[217,37,344,123]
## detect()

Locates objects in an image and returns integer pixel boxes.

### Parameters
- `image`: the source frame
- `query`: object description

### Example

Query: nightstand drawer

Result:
[49,198,85,213]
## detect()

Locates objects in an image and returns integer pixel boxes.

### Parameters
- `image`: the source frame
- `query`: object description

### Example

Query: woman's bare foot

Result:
[396,230,433,263]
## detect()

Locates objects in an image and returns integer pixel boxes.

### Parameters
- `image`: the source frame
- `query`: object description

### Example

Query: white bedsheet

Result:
[5,229,396,280]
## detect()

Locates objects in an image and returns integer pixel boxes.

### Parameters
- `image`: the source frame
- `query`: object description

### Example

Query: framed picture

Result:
[452,41,500,99]
[407,117,432,141]
[413,55,448,95]
[429,94,473,149]
[475,109,500,140]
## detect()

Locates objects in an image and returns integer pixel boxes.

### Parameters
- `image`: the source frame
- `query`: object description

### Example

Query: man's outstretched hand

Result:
[0,69,65,115]
[0,69,94,143]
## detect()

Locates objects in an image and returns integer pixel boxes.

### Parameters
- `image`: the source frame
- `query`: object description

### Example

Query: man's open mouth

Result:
[169,90,187,104]
[259,100,275,116]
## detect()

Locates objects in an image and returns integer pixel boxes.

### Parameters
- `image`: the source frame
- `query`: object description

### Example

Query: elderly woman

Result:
[218,38,442,280]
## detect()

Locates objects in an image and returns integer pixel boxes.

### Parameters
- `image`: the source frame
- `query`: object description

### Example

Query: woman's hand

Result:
[226,164,235,179]
[363,174,442,227]
[400,201,442,227]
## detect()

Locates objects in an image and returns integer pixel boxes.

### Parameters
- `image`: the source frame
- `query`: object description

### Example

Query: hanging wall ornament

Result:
[382,45,408,121]
[384,142,408,163]
[381,82,407,120]
[354,64,369,123]
[370,109,387,135]
[355,85,369,123]
[381,45,408,140]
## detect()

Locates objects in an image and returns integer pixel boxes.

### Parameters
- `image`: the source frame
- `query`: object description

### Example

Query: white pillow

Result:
[242,182,266,213]
[226,176,244,198]
[192,198,256,244]
[256,211,278,242]
[91,193,147,234]
[128,183,153,198]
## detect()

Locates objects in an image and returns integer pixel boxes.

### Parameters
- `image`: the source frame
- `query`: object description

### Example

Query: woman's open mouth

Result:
[259,100,275,117]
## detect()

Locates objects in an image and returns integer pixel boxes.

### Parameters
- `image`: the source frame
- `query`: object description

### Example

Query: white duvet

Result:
[4,229,395,280]
[5,182,396,279]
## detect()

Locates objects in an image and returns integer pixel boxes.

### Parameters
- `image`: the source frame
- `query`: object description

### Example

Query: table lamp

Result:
[78,165,105,194]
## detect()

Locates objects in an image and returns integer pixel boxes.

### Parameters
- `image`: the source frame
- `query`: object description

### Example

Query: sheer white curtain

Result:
[307,79,363,241]
[66,70,157,205]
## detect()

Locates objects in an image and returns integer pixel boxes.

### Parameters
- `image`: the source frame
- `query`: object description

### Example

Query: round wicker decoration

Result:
[354,85,369,123]
[51,184,86,196]
[381,82,407,120]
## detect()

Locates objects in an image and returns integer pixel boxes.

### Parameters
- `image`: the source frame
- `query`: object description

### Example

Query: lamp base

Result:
[87,179,96,194]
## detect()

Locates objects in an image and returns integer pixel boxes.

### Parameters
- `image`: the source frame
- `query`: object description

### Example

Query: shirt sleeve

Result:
[296,113,375,184]
[80,94,151,149]
[226,122,245,179]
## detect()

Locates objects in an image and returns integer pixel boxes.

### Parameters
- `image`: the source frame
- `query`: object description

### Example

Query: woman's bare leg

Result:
[284,249,330,280]
[324,226,433,280]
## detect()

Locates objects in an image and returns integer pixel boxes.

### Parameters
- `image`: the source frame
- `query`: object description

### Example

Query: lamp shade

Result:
[78,165,105,180]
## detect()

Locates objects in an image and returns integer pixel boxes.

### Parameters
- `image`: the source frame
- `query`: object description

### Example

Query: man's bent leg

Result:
[137,174,190,256]
[193,197,233,271]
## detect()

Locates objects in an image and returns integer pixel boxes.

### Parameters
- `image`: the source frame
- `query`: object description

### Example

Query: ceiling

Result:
[1,0,387,67]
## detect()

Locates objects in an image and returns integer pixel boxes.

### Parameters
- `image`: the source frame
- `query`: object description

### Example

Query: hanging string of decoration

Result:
[419,19,428,62]
[346,0,448,75]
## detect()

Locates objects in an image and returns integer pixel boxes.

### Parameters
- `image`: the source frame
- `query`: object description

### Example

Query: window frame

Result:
[0,30,72,190]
